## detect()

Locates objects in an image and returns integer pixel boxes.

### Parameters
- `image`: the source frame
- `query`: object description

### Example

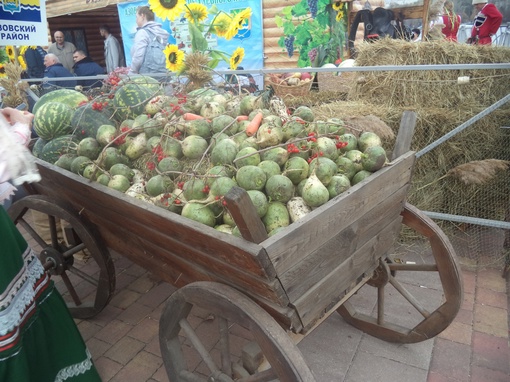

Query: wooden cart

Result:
[9,113,463,381]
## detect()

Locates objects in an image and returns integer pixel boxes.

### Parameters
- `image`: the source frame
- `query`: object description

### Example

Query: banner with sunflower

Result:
[117,1,263,80]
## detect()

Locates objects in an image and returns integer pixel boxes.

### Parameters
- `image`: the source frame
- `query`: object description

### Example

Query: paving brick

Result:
[152,365,170,382]
[462,291,475,311]
[124,263,148,278]
[128,272,158,294]
[88,303,123,327]
[428,338,471,381]
[116,301,153,325]
[454,308,473,326]
[109,351,161,382]
[114,272,138,291]
[128,316,159,343]
[438,321,472,345]
[347,350,428,382]
[427,371,462,381]
[473,303,509,338]
[470,365,510,382]
[96,319,133,345]
[86,337,112,359]
[145,332,163,357]
[476,269,507,293]
[104,336,145,365]
[461,269,476,295]
[76,319,103,341]
[94,356,123,382]
[109,288,142,310]
[472,331,510,373]
[476,287,508,310]
[137,281,176,308]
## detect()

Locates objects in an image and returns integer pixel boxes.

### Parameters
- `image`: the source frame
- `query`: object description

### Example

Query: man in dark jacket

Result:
[42,53,77,91]
[24,46,46,79]
[72,50,105,88]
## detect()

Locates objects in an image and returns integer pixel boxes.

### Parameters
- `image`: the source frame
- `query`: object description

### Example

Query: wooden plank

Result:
[392,111,417,161]
[293,217,403,329]
[262,151,415,275]
[225,187,268,244]
[281,186,407,302]
[90,214,287,304]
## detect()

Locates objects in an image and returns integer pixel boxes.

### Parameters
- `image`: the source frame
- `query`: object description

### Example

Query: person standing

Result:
[48,31,76,72]
[0,107,102,382]
[469,0,503,45]
[130,6,169,74]
[42,53,77,91]
[72,50,105,89]
[23,46,46,79]
[100,25,125,73]
[441,0,461,42]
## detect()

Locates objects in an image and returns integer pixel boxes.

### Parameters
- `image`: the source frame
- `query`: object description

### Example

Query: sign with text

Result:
[0,0,48,46]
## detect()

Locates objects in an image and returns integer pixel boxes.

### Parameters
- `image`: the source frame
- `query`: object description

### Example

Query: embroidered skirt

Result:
[0,207,101,381]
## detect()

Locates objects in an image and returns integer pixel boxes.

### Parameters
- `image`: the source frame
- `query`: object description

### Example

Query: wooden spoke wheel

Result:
[159,281,315,382]
[338,203,463,343]
[8,195,115,319]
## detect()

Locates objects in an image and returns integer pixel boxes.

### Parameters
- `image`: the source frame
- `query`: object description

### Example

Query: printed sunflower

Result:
[229,47,245,70]
[185,3,208,24]
[164,44,185,72]
[211,12,231,38]
[148,0,186,22]
[6,46,16,62]
[225,8,251,40]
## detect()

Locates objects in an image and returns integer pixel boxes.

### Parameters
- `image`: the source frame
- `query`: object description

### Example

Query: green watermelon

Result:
[119,75,161,94]
[34,102,74,140]
[113,84,152,121]
[39,135,79,164]
[72,103,115,139]
[32,89,87,114]
[31,137,48,158]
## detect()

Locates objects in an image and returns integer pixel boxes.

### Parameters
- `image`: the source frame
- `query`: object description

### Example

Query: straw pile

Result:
[306,39,510,227]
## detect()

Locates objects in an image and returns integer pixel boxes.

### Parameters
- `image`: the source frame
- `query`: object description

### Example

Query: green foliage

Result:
[276,0,347,67]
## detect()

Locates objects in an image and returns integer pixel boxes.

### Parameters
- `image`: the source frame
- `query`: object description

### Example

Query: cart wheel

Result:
[159,281,315,382]
[338,203,463,343]
[8,195,115,319]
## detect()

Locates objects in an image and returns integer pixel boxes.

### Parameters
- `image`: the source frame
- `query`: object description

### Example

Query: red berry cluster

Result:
[146,161,156,171]
[152,144,166,162]
[202,185,210,194]
[286,143,300,154]
[335,140,348,149]
[177,182,184,190]
[307,151,324,163]
[176,94,187,104]
[172,131,182,139]
[307,132,317,142]
[91,101,108,111]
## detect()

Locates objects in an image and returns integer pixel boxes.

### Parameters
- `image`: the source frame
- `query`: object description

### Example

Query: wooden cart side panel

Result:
[294,217,403,330]
[90,214,288,304]
[33,161,280,283]
[263,152,415,274]
[281,185,408,302]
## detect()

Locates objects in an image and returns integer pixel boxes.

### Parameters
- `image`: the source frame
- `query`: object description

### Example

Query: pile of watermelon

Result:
[31,76,389,236]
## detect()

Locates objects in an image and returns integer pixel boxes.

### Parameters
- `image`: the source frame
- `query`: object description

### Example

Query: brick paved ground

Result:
[65,253,508,382]
[19,218,510,382]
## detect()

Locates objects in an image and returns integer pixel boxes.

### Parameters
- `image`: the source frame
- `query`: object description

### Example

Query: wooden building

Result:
[45,0,127,68]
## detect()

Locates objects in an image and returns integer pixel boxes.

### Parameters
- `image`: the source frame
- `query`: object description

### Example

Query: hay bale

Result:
[349,39,510,109]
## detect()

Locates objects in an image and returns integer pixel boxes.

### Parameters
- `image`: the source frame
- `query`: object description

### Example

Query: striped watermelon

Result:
[113,83,152,121]
[32,89,88,114]
[31,137,48,158]
[39,135,79,164]
[72,103,115,139]
[34,102,74,140]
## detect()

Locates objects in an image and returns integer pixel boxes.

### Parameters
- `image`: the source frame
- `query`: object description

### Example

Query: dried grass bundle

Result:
[350,39,510,110]
[0,62,28,108]
[446,159,510,185]
[183,52,213,91]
